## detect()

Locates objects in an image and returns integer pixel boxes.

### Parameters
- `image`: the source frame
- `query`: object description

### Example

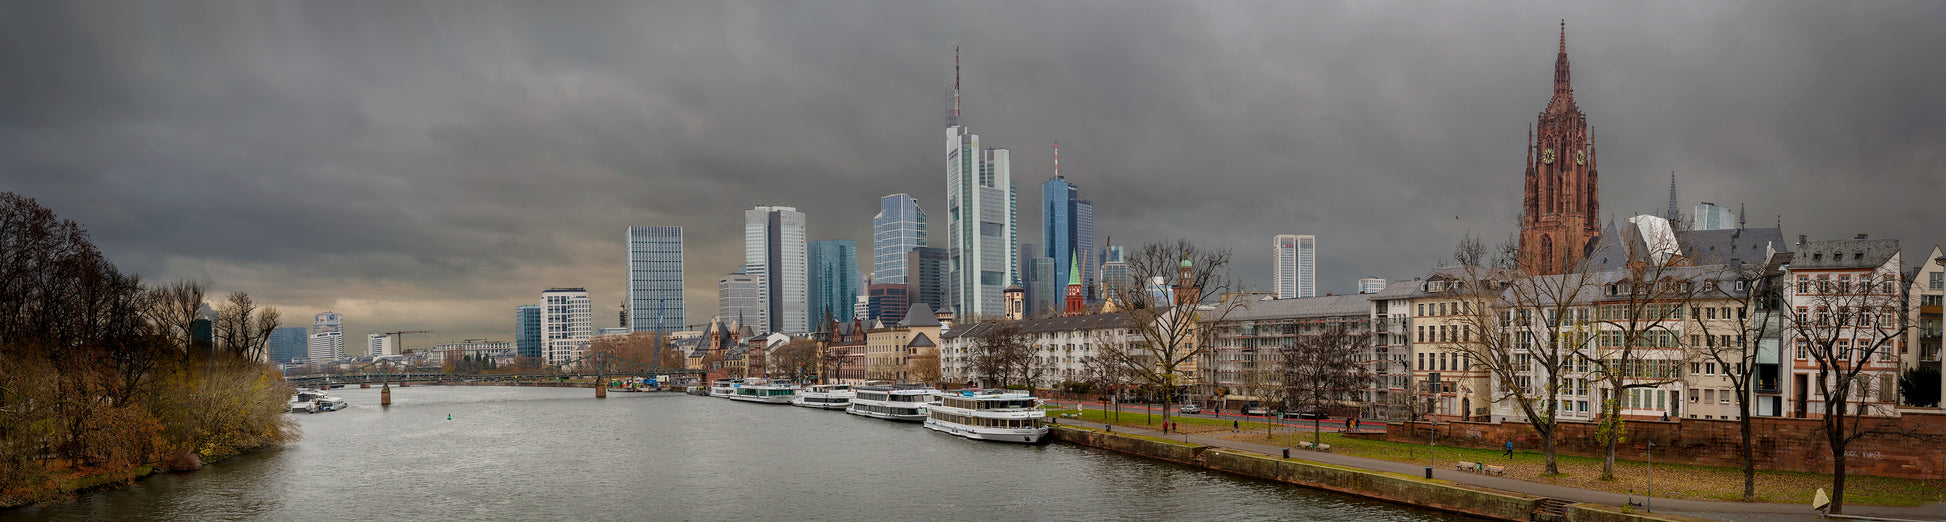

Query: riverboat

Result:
[708,379,744,398]
[845,384,940,422]
[728,380,800,404]
[791,384,855,410]
[923,390,1048,443]
[288,391,348,413]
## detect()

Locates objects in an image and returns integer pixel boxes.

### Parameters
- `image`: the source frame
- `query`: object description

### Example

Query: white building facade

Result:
[367,333,393,358]
[308,312,344,361]
[541,287,592,366]
[1274,234,1316,299]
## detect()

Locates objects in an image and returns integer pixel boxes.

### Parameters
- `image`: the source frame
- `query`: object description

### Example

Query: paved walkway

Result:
[1049,404,1944,521]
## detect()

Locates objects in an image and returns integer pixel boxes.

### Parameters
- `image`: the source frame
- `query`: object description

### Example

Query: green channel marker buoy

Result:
[447,414,452,420]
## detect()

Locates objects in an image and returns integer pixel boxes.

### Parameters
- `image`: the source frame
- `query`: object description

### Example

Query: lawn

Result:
[1221,430,1946,507]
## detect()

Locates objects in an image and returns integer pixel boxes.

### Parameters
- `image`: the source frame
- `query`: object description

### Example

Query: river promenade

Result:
[1050,411,1946,522]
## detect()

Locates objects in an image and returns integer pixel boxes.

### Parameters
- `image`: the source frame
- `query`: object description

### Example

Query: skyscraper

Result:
[873,194,927,285]
[868,284,909,324]
[626,226,685,333]
[808,239,859,324]
[1693,202,1737,231]
[515,304,542,360]
[746,205,808,333]
[540,288,591,366]
[1274,234,1316,299]
[906,246,949,314]
[1042,151,1087,309]
[1098,245,1129,302]
[1027,256,1056,318]
[718,271,761,325]
[268,326,308,364]
[308,312,344,362]
[1358,278,1387,294]
[1075,199,1094,302]
[944,49,1016,320]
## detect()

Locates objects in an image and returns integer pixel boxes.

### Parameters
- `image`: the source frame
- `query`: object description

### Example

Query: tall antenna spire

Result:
[1738,202,1747,229]
[1053,141,1060,178]
[953,46,961,119]
[1665,170,1680,222]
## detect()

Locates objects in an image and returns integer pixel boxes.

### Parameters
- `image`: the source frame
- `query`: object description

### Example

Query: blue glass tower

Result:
[516,304,542,359]
[808,239,859,324]
[267,326,309,364]
[873,194,927,285]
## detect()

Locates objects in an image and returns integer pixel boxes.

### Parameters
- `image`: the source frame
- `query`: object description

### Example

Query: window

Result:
[1691,362,1701,374]
[1796,339,1808,360]
[1933,272,1944,291]
[1797,275,1810,294]
[1720,389,1732,404]
[1705,362,1716,375]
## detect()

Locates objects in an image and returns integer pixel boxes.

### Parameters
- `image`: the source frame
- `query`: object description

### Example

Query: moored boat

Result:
[845,384,940,422]
[923,390,1047,443]
[791,384,855,410]
[728,380,799,404]
[708,379,744,398]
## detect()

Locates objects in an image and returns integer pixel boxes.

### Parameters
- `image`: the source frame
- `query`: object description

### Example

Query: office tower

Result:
[515,304,542,360]
[873,194,927,285]
[1693,202,1737,231]
[540,288,592,366]
[626,226,685,332]
[367,333,393,357]
[1075,199,1094,301]
[906,246,949,313]
[718,272,761,325]
[944,49,1016,320]
[746,205,808,333]
[268,326,309,364]
[1098,245,1129,301]
[809,239,859,324]
[1359,278,1387,294]
[1273,234,1316,299]
[1027,256,1056,318]
[868,284,910,324]
[1041,143,1097,308]
[308,312,344,361]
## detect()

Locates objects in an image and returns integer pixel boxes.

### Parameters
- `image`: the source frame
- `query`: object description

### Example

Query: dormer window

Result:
[1812,253,1823,261]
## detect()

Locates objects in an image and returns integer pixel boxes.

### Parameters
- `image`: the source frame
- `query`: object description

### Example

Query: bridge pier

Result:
[596,383,607,398]
[381,383,392,406]
[361,383,370,388]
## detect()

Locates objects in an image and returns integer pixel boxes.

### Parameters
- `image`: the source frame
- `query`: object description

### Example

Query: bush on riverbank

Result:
[0,192,298,506]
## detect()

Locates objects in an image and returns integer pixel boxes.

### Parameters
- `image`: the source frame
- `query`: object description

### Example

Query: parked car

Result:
[1243,406,1268,416]
[1178,405,1201,414]
[1292,410,1329,420]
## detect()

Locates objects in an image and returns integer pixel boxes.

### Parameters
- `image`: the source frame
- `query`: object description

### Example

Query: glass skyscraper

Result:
[1099,245,1129,301]
[515,304,541,360]
[945,51,1016,319]
[1027,256,1056,318]
[1692,202,1737,231]
[267,326,309,364]
[873,194,926,285]
[906,246,949,314]
[746,205,807,333]
[626,226,685,332]
[808,239,859,325]
[1274,234,1317,299]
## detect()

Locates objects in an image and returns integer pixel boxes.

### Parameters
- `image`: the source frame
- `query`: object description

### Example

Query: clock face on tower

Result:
[1575,150,1586,165]
[1542,148,1556,164]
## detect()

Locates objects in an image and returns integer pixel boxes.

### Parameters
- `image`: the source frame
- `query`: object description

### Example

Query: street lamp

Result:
[1646,441,1655,513]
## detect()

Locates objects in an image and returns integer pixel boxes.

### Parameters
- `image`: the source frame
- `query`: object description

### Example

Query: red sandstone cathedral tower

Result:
[1518,22,1601,275]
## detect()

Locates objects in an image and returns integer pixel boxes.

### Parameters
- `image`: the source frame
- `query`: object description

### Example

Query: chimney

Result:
[1797,234,1807,247]
[1854,234,1868,240]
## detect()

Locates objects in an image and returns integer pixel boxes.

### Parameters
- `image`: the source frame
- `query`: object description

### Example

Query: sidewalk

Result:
[1052,415,1945,521]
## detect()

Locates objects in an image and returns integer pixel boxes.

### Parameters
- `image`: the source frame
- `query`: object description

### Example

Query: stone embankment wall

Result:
[1375,412,1946,479]
[1050,427,1710,522]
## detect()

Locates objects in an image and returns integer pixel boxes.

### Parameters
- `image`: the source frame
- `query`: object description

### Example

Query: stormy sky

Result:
[4,1,1943,349]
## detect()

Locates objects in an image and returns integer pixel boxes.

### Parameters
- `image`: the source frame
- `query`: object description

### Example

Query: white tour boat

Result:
[288,390,348,413]
[728,380,800,404]
[791,384,855,410]
[845,384,940,422]
[923,390,1048,443]
[708,379,745,398]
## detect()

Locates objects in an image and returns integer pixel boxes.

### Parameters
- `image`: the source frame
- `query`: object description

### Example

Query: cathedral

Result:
[1518,22,1602,275]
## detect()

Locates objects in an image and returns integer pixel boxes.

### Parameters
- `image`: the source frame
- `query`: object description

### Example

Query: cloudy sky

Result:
[4,1,1942,349]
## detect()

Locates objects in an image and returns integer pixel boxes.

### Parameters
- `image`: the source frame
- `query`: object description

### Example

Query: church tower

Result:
[1518,21,1601,275]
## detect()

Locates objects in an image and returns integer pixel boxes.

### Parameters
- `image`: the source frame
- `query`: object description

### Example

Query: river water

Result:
[13,386,1471,521]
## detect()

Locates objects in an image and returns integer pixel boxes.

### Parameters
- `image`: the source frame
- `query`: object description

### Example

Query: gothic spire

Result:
[1665,171,1680,222]
[1553,20,1574,103]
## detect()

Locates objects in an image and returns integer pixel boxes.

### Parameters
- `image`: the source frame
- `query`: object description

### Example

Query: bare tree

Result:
[144,279,206,360]
[1448,233,1604,475]
[1783,264,1913,514]
[768,339,821,382]
[1689,261,1779,501]
[1282,322,1373,447]
[215,292,278,361]
[1081,346,1135,423]
[1097,240,1243,433]
[1585,246,1707,479]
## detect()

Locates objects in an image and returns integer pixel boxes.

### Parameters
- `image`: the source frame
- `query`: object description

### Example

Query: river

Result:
[12,386,1473,521]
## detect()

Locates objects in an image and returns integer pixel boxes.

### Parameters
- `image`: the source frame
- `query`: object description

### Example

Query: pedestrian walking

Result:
[1232,419,1239,432]
[1503,440,1514,458]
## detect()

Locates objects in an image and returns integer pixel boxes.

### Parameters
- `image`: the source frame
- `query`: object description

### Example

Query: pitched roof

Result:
[906,332,936,348]
[899,303,940,327]
[1220,293,1371,321]
[941,312,1132,339]
[1676,227,1788,266]
[1792,238,1900,270]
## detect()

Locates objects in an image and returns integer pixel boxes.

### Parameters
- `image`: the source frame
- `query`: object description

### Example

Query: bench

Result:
[1296,441,1333,452]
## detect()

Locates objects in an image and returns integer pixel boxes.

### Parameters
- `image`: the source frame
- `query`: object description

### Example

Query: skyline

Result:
[4,2,1944,346]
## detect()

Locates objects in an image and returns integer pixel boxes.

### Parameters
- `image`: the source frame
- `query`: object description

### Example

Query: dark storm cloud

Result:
[3,1,1942,345]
